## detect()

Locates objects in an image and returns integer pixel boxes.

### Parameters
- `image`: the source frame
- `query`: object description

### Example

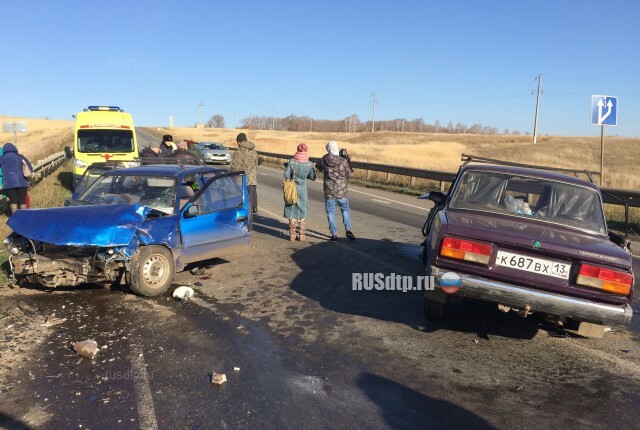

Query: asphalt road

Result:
[0,140,639,429]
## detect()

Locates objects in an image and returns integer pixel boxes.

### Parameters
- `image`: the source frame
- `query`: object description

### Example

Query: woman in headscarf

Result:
[0,143,32,214]
[283,143,316,241]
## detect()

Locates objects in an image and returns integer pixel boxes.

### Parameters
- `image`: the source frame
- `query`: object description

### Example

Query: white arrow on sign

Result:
[597,98,613,124]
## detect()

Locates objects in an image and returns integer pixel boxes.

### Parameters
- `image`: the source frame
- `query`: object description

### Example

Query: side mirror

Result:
[185,205,199,218]
[418,191,447,205]
[64,146,73,158]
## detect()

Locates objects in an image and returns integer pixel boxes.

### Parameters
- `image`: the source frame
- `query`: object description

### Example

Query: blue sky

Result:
[1,0,639,137]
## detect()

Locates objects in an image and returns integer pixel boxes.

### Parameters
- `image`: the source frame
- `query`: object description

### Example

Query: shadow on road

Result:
[289,238,541,340]
[356,372,495,429]
[0,411,34,430]
[252,215,288,239]
[57,171,73,192]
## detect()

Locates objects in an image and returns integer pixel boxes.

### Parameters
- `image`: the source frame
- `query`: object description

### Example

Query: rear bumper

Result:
[430,267,633,325]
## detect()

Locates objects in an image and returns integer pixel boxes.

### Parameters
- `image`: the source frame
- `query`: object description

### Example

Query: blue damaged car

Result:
[5,164,250,296]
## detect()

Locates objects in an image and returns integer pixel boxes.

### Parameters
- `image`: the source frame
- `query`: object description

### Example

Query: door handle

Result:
[236,216,248,222]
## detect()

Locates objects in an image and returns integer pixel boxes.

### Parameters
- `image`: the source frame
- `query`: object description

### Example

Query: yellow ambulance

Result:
[67,106,140,186]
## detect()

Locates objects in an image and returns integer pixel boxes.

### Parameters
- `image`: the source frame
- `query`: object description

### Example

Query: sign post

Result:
[590,95,618,186]
[2,121,28,146]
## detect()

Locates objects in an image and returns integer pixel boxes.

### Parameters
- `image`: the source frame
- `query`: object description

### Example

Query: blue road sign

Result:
[591,95,618,126]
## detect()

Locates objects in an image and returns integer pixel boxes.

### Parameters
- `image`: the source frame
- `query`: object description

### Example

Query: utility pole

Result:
[199,101,204,139]
[310,118,313,132]
[371,92,376,133]
[272,106,276,130]
[532,74,542,145]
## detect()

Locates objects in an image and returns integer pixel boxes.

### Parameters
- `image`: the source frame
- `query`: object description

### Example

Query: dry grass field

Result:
[0,116,73,162]
[0,116,73,246]
[149,126,640,189]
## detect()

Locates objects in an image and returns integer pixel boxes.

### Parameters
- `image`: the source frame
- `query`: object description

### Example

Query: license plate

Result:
[495,250,570,279]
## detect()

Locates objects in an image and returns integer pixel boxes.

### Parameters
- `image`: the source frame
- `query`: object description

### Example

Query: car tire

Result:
[424,297,446,319]
[127,246,175,297]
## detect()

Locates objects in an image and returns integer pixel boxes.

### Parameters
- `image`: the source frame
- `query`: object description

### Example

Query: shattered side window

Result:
[450,171,607,234]
[201,173,245,213]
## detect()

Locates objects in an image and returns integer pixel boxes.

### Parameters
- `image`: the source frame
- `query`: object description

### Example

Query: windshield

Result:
[449,171,607,235]
[78,174,177,214]
[73,164,126,197]
[203,143,224,150]
[78,129,134,153]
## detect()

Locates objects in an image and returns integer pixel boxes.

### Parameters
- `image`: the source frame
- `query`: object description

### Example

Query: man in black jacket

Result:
[159,134,174,157]
[139,141,161,164]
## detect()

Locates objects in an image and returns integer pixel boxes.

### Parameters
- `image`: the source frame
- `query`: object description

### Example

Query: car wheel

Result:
[127,246,175,297]
[424,297,446,319]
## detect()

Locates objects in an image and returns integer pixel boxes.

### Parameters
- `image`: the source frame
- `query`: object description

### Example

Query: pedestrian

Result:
[167,140,199,164]
[283,143,316,241]
[139,141,161,164]
[315,140,356,241]
[186,140,206,163]
[230,133,261,215]
[159,134,174,157]
[0,143,33,214]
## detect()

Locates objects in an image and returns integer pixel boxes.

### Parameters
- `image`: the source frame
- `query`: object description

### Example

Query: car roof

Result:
[459,164,600,191]
[106,164,226,177]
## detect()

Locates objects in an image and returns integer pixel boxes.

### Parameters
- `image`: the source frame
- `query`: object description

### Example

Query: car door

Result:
[180,171,250,264]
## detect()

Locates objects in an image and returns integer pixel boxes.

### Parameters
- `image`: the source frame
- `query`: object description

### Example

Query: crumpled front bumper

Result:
[430,267,633,325]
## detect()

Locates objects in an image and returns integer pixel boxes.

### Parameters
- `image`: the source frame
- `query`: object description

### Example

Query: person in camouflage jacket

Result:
[230,133,261,218]
[315,141,356,242]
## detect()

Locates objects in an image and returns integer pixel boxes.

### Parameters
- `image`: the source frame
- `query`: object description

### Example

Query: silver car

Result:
[197,142,232,165]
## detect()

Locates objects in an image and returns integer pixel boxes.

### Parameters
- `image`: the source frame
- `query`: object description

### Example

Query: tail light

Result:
[577,263,632,295]
[440,236,492,265]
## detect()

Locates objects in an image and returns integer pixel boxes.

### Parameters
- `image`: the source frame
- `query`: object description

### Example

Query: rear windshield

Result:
[78,129,134,153]
[449,171,607,235]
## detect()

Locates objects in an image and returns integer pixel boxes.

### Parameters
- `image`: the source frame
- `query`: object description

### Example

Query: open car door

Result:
[179,171,250,264]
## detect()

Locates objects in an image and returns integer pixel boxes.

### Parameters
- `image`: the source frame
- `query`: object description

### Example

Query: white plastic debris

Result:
[233,367,240,372]
[172,286,195,302]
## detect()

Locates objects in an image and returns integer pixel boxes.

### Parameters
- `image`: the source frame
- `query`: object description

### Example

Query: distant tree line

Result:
[207,114,524,135]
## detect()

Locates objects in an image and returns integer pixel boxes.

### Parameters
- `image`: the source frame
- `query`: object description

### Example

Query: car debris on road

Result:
[211,372,227,385]
[73,339,99,359]
[173,286,195,302]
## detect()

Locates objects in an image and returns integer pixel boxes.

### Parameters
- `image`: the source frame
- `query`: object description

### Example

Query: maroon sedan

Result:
[421,158,634,334]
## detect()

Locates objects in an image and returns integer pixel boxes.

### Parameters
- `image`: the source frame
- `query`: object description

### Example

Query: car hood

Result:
[7,204,151,247]
[444,210,632,269]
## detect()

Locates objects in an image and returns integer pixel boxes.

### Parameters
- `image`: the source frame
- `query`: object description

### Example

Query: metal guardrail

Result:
[241,149,640,208]
[601,188,640,208]
[29,151,67,185]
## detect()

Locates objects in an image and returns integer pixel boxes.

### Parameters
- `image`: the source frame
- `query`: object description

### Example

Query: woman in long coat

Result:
[0,143,32,214]
[284,143,316,241]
